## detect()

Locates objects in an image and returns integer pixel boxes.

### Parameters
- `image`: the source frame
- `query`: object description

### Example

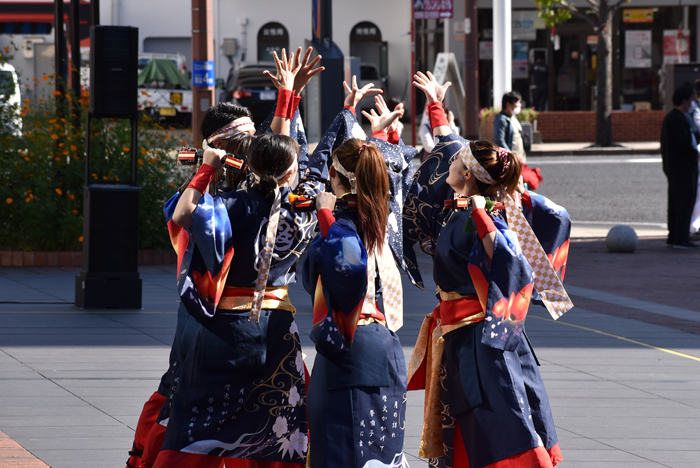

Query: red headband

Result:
[359,143,370,155]
[497,148,510,174]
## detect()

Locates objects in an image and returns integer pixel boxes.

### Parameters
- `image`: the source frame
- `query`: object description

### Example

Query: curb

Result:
[529,148,660,157]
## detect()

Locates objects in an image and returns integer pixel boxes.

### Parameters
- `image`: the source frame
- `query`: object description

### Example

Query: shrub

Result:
[0,49,189,251]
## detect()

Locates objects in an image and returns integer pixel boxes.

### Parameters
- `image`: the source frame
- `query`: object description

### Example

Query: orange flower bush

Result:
[1,50,189,251]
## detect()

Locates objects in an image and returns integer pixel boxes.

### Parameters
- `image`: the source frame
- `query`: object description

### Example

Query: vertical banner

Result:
[512,42,529,78]
[624,31,652,68]
[663,30,690,65]
[414,0,453,19]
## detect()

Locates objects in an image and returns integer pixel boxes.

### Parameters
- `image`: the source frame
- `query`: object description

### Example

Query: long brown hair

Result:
[333,138,390,254]
[470,140,522,197]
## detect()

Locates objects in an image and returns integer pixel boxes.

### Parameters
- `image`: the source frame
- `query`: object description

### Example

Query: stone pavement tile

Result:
[554,406,700,419]
[554,435,616,451]
[27,449,127,468]
[0,405,96,417]
[0,380,71,398]
[4,425,135,439]
[0,396,85,407]
[98,312,177,329]
[0,429,48,468]
[0,413,122,427]
[0,313,124,328]
[633,450,700,464]
[561,448,653,462]
[55,378,162,389]
[12,436,133,451]
[602,438,699,452]
[404,453,429,467]
[86,404,144,417]
[563,426,700,441]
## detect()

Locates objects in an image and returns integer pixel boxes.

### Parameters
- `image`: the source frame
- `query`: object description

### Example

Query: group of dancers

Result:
[125,46,573,468]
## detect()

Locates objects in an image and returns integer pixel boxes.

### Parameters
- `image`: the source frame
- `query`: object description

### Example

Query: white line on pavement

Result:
[572,220,666,228]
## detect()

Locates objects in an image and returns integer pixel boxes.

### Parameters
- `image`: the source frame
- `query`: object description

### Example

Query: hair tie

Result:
[358,143,370,155]
[497,148,511,175]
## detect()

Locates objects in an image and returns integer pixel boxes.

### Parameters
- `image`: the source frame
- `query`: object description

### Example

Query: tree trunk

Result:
[595,6,614,146]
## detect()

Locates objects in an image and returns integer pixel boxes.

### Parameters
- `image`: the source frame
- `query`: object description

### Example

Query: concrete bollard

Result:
[606,225,638,253]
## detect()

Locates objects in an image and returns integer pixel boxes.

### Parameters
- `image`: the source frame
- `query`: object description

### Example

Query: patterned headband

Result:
[202,117,256,149]
[497,148,511,175]
[332,155,357,194]
[458,143,494,185]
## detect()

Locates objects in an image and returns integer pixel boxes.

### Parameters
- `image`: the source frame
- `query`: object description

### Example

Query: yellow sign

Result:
[170,92,183,106]
[159,107,176,116]
[623,8,654,23]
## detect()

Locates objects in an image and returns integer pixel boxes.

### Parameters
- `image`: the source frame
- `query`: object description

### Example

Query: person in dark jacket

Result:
[661,83,699,249]
[493,91,521,151]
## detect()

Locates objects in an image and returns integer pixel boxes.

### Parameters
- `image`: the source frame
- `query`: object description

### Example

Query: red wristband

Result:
[187,163,217,195]
[344,105,356,116]
[521,191,533,210]
[388,129,400,145]
[428,102,449,130]
[288,93,301,118]
[275,89,295,119]
[318,208,336,238]
[471,208,497,240]
[371,130,389,141]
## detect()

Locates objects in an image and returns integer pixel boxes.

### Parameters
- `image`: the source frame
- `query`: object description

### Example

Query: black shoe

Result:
[690,232,700,241]
[673,242,700,250]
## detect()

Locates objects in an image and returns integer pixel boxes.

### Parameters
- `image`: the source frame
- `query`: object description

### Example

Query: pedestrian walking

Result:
[531,54,549,111]
[660,82,699,249]
[492,91,520,151]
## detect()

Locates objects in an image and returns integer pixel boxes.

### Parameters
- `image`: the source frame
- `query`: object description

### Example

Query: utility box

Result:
[75,185,142,309]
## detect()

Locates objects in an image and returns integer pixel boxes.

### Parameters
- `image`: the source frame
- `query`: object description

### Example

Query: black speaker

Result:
[90,25,138,118]
[75,185,142,309]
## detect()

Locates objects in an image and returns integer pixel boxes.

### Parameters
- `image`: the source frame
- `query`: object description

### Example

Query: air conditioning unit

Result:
[22,37,45,59]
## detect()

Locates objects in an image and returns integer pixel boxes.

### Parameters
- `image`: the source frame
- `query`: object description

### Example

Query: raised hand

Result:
[413,71,451,104]
[202,148,226,169]
[263,48,301,91]
[292,46,324,95]
[362,96,403,134]
[374,95,404,133]
[343,75,383,109]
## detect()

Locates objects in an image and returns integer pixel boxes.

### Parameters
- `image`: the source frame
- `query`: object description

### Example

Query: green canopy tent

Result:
[137,59,190,89]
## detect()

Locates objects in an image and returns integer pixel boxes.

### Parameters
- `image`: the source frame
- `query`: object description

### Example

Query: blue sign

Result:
[192,60,215,87]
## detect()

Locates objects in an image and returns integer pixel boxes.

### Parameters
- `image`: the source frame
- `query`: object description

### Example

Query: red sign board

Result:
[414,0,453,20]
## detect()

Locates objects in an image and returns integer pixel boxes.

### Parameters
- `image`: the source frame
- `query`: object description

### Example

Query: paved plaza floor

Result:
[0,235,699,468]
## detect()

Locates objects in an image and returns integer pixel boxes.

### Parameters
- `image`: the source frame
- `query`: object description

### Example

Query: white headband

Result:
[458,143,494,185]
[332,155,356,193]
[202,117,256,149]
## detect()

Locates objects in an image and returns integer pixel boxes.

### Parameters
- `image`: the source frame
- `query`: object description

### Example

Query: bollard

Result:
[606,225,638,253]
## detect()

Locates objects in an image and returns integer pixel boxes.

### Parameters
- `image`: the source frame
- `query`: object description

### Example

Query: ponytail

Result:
[333,139,390,254]
[471,140,522,198]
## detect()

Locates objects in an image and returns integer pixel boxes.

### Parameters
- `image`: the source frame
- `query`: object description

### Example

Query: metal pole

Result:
[192,0,215,146]
[91,0,100,26]
[70,0,81,126]
[464,0,479,139]
[54,0,67,117]
[410,3,416,147]
[492,0,511,109]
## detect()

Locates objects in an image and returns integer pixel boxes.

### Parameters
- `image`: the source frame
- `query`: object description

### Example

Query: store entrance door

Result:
[551,30,597,111]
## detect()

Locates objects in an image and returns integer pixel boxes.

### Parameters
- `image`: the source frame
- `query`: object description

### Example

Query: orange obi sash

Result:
[358,303,386,327]
[217,285,296,314]
[406,290,485,459]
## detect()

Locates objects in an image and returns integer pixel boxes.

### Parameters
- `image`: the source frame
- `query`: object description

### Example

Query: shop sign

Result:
[623,8,654,23]
[513,42,529,79]
[192,60,215,87]
[512,11,544,41]
[624,30,652,68]
[663,29,690,64]
[587,35,598,45]
[479,41,493,60]
[414,0,453,20]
